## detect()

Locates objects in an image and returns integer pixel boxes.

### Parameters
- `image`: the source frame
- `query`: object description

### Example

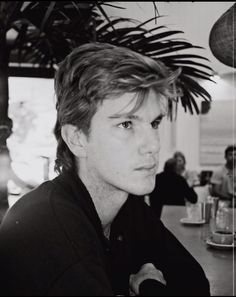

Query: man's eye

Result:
[118,121,132,129]
[151,120,161,129]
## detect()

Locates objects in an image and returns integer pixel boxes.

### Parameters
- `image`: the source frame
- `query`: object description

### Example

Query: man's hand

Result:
[129,263,166,296]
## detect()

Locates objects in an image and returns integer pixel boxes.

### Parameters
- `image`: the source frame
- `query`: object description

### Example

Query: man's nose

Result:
[138,128,160,155]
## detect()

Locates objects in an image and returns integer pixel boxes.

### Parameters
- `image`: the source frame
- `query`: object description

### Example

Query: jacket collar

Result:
[53,170,134,242]
[53,170,106,243]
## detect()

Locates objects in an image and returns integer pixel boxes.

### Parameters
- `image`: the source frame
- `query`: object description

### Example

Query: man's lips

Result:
[135,164,156,171]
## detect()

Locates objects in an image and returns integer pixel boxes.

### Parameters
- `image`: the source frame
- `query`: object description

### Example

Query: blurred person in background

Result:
[0,43,209,296]
[0,146,35,211]
[210,145,236,206]
[149,158,198,218]
[173,151,199,187]
[0,146,11,209]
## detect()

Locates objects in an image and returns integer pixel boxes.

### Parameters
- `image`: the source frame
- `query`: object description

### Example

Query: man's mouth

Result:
[135,164,156,171]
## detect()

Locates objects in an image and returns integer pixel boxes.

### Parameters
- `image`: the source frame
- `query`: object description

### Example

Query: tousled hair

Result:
[54,42,181,174]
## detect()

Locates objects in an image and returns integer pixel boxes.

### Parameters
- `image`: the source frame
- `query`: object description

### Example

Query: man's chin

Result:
[128,183,156,196]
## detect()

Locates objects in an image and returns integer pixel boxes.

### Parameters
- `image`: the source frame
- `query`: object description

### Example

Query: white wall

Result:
[173,73,236,173]
[158,73,236,174]
[157,99,201,173]
[105,2,235,75]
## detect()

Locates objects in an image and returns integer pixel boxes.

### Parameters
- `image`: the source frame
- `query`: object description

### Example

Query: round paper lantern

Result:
[209,3,236,68]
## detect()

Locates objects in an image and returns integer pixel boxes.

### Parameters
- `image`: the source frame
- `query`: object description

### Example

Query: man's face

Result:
[81,89,166,196]
[225,151,236,168]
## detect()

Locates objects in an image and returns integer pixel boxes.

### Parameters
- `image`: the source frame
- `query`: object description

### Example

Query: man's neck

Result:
[78,170,128,233]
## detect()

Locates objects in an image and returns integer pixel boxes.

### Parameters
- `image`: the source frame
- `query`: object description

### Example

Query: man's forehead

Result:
[99,91,168,119]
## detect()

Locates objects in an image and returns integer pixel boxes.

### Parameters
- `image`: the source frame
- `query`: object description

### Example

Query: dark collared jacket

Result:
[0,171,210,296]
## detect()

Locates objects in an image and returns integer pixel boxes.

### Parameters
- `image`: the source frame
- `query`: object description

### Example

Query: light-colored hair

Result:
[54,42,181,174]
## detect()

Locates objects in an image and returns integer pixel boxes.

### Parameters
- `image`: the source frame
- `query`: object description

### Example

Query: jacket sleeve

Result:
[182,178,198,204]
[47,258,113,296]
[152,220,210,296]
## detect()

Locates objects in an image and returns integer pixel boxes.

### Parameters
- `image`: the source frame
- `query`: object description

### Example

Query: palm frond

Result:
[39,1,56,34]
[160,58,213,71]
[101,3,125,10]
[5,2,214,115]
[97,17,138,35]
[180,75,213,101]
[95,2,116,33]
[159,53,210,62]
[97,16,213,114]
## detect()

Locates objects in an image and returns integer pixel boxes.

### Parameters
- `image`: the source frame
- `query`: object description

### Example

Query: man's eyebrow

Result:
[108,114,140,120]
[108,114,165,121]
[152,114,165,122]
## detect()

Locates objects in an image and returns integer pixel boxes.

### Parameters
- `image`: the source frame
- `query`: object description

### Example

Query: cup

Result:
[215,201,233,232]
[201,201,212,223]
[186,202,202,221]
[210,197,219,218]
[212,230,234,245]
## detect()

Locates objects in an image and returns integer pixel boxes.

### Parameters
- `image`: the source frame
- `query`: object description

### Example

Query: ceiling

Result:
[105,2,236,76]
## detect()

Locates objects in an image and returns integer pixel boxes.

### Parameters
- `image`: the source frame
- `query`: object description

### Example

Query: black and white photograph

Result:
[0,2,235,296]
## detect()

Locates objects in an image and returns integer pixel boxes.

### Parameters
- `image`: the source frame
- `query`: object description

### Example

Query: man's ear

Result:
[61,124,87,158]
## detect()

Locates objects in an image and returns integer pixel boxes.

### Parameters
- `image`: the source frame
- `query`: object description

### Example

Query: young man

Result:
[0,43,210,296]
[211,145,236,204]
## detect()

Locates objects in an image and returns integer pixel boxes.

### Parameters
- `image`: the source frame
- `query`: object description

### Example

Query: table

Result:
[161,205,235,296]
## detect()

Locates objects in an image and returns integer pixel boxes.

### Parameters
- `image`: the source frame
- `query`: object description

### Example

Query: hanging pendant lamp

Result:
[209,3,236,68]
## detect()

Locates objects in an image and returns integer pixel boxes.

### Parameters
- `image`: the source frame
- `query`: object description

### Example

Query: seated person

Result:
[0,147,10,209]
[173,151,199,187]
[199,170,213,186]
[0,146,35,209]
[0,43,209,296]
[210,145,236,206]
[149,158,198,218]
